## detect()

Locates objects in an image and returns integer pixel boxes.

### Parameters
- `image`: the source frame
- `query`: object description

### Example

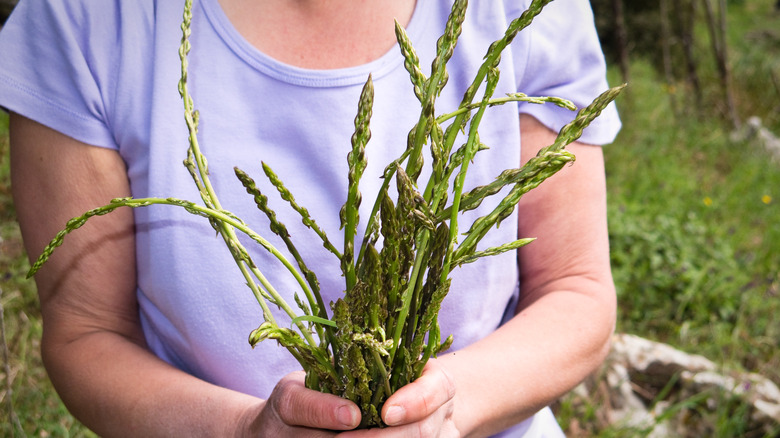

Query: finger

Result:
[269,371,361,430]
[337,419,461,438]
[381,362,456,426]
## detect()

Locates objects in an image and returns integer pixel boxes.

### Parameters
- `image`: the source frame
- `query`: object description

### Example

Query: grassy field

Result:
[608,0,780,389]
[1,1,779,436]
[555,0,780,435]
[605,59,780,376]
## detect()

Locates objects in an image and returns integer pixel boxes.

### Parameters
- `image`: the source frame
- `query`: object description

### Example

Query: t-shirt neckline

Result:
[199,0,429,88]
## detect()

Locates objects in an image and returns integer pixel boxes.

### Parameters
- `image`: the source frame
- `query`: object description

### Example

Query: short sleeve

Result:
[0,0,121,149]
[512,0,621,145]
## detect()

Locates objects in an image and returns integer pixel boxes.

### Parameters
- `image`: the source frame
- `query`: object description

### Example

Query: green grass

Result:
[603,6,780,381]
[555,1,780,435]
[1,2,779,436]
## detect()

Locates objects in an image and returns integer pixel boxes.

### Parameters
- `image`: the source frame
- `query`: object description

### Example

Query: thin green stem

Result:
[178,1,322,348]
[435,94,575,125]
[344,75,374,292]
[439,71,499,286]
[405,0,468,182]
[388,231,429,362]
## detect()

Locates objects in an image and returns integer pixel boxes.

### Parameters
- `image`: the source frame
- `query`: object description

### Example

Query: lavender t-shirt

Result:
[0,0,619,435]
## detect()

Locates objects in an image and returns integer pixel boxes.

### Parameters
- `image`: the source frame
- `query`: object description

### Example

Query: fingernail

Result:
[384,405,405,425]
[338,405,358,427]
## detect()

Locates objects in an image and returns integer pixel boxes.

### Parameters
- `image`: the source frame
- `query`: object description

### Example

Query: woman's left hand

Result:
[339,360,460,437]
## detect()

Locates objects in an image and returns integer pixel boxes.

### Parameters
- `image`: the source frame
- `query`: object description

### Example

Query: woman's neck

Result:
[217,0,416,69]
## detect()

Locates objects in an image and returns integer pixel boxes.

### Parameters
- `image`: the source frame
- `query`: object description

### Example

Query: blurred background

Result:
[1,0,779,436]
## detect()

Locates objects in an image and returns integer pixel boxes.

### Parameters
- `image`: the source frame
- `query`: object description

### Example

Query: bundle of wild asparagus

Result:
[28,0,622,428]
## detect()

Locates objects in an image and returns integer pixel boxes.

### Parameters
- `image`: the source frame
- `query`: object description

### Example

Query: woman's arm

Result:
[10,114,361,437]
[363,114,617,437]
[448,114,616,436]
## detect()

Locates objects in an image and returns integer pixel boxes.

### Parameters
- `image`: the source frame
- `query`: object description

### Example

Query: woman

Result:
[0,0,619,436]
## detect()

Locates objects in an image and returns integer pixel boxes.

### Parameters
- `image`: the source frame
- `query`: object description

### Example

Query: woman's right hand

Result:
[239,371,361,437]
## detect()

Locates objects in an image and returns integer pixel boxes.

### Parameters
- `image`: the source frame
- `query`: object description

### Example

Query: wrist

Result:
[232,399,267,438]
